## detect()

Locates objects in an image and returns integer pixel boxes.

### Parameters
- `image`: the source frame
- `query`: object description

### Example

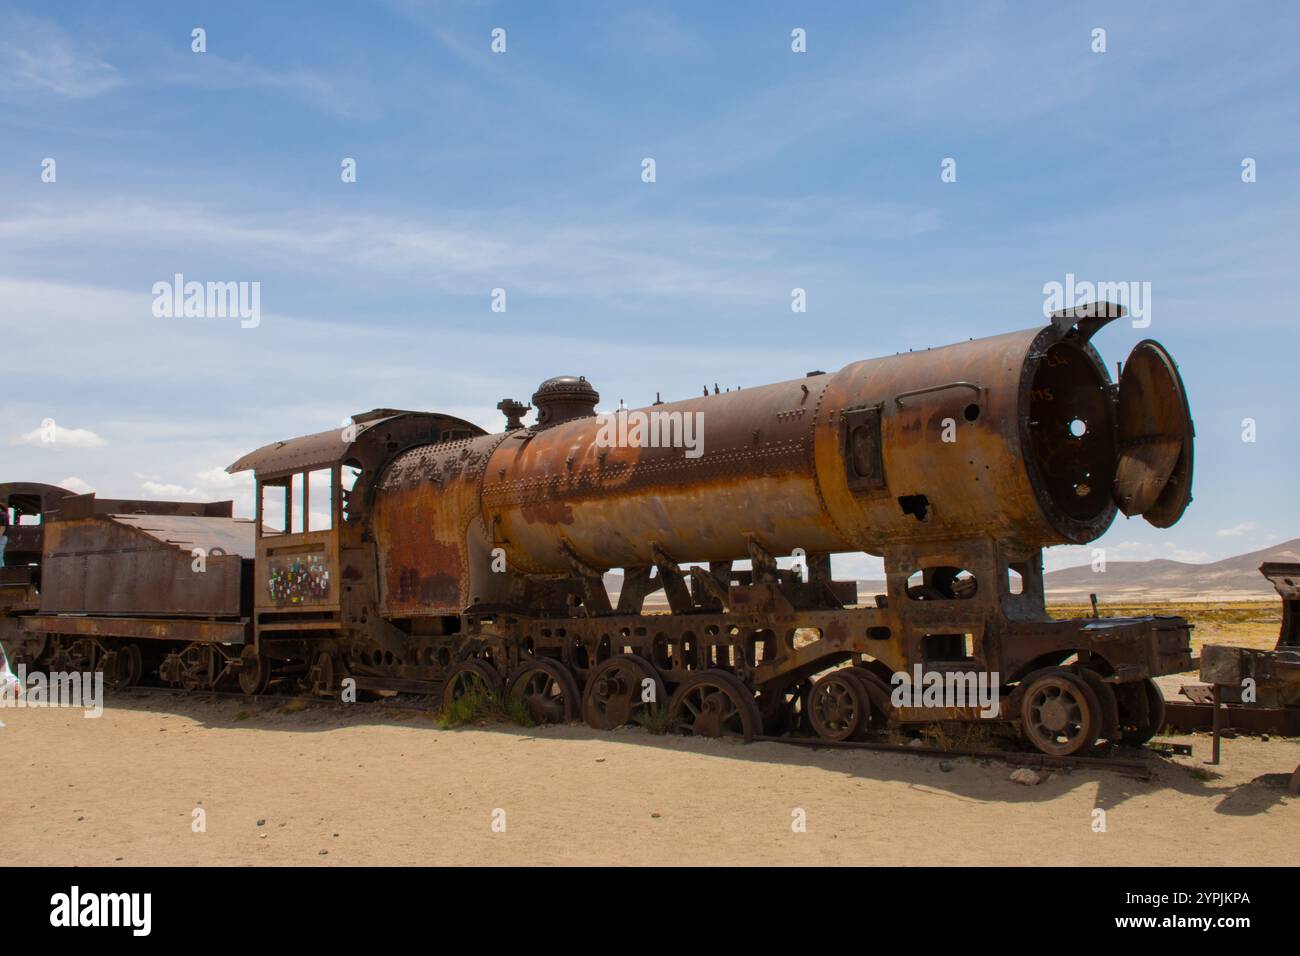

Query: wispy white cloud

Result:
[0,274,829,404]
[5,173,1289,365]
[57,476,94,495]
[0,13,367,116]
[138,468,254,510]
[0,196,933,306]
[1217,521,1258,537]
[0,15,122,99]
[195,466,253,491]
[0,273,830,521]
[140,480,200,498]
[13,422,107,449]
[1045,540,1213,572]
[149,51,370,119]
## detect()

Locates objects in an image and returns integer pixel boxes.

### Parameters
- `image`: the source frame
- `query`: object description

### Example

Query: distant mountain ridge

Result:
[1040,537,1300,602]
[861,537,1300,603]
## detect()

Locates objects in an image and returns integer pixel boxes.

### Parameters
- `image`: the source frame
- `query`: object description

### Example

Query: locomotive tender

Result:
[0,304,1195,756]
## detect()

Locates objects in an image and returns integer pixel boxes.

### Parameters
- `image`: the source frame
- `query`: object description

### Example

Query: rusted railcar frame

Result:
[1165,563,1300,737]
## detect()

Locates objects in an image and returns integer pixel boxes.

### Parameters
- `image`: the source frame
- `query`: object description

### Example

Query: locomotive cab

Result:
[226,409,486,693]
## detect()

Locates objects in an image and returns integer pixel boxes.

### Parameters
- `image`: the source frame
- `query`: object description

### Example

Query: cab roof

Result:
[226,410,486,478]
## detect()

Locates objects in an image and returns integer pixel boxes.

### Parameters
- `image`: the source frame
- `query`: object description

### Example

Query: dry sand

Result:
[1,691,1295,866]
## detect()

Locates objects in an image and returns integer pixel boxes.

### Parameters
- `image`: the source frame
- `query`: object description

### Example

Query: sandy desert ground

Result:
[2,687,1295,867]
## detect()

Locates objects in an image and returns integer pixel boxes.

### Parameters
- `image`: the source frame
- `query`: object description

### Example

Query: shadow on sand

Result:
[105,687,1297,817]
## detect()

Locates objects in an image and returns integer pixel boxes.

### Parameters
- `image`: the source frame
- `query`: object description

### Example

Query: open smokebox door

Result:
[1113,339,1194,527]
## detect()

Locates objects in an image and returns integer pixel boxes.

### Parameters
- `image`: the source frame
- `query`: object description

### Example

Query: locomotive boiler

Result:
[2,303,1195,757]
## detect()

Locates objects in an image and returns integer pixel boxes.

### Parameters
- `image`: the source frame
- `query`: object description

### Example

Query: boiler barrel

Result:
[479,323,1188,574]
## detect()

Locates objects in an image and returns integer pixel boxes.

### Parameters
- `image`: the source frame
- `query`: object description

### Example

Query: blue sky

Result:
[2,1,1297,579]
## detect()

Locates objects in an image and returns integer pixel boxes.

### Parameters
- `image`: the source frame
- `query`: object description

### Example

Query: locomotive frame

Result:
[2,308,1196,757]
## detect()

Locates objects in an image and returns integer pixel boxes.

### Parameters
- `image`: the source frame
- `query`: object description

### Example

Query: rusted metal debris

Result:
[2,308,1214,758]
[1261,562,1300,649]
[1165,563,1300,742]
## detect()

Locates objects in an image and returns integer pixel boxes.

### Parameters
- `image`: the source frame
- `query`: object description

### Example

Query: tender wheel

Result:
[238,645,271,696]
[105,644,142,690]
[441,659,503,710]
[581,654,665,730]
[508,659,580,724]
[808,670,870,741]
[1020,669,1102,756]
[1074,667,1120,749]
[1116,678,1167,746]
[667,670,762,742]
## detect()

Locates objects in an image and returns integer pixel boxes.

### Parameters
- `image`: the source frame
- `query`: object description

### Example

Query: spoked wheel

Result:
[808,670,871,741]
[1020,668,1102,756]
[667,670,762,742]
[1115,678,1167,746]
[105,644,142,690]
[581,654,665,730]
[238,645,271,696]
[441,659,503,710]
[1074,667,1120,750]
[508,659,580,724]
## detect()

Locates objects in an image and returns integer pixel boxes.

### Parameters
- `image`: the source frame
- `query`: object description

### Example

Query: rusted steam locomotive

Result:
[0,304,1196,756]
